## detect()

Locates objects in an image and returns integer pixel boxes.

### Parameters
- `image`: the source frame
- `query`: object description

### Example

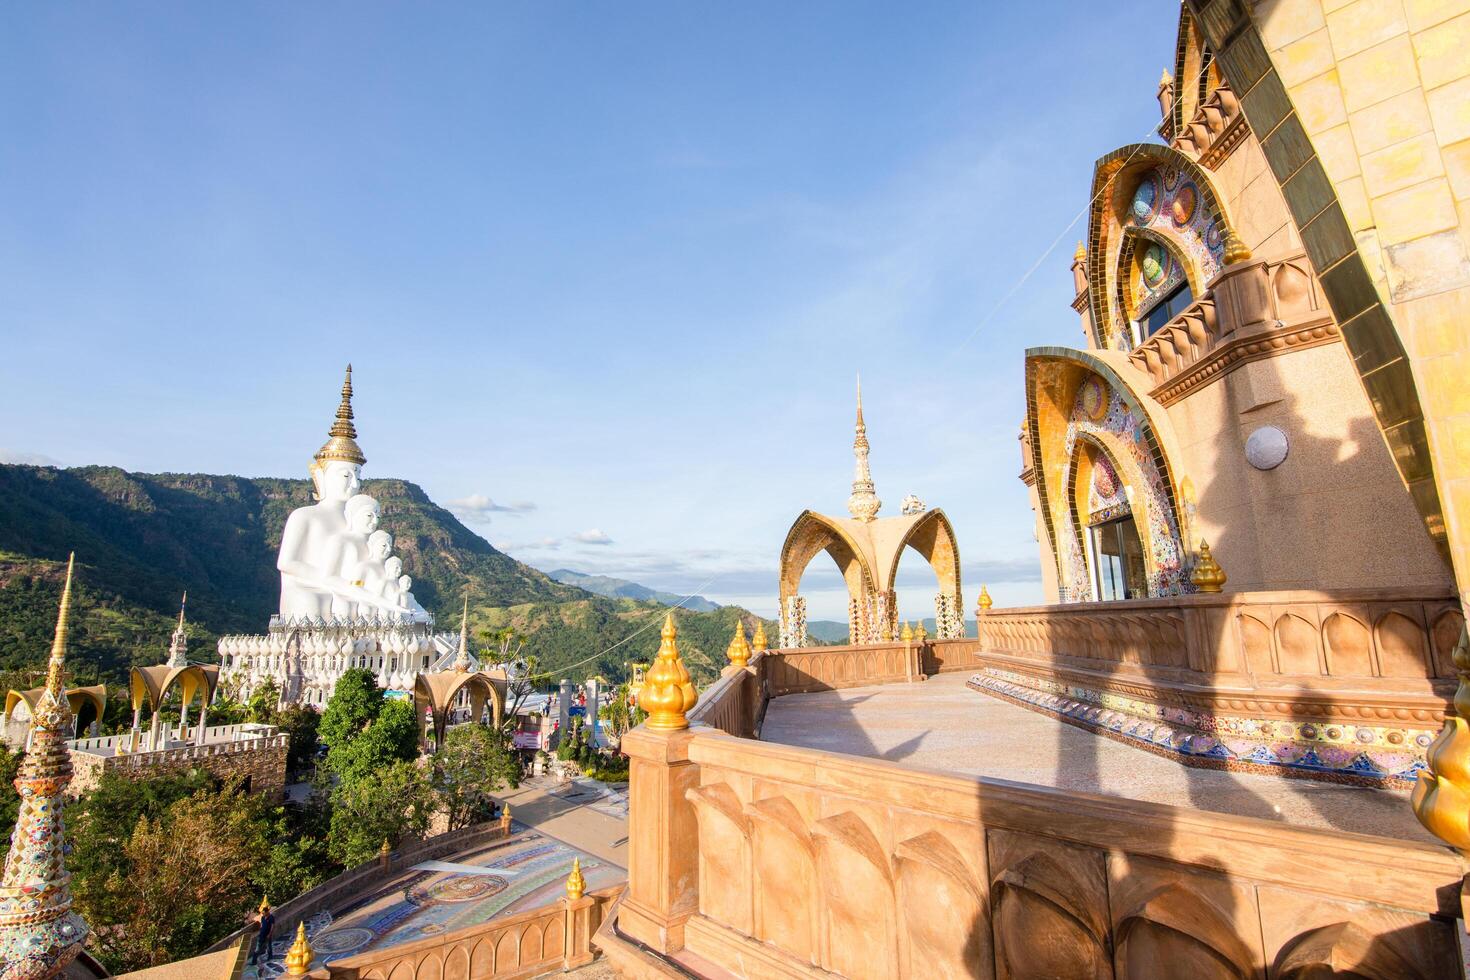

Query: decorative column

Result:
[620,614,699,954]
[586,677,601,749]
[194,698,209,747]
[558,679,573,746]
[0,554,88,977]
[780,595,807,650]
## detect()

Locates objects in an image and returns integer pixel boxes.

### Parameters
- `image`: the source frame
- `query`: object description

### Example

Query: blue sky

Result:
[1,2,1178,621]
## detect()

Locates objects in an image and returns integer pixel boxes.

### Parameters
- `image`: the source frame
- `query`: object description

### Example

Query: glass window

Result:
[1142,281,1193,336]
[1090,516,1148,600]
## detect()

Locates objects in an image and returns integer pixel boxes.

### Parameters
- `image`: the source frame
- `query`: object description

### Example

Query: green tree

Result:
[83,785,271,972]
[0,746,20,860]
[205,695,248,728]
[327,761,433,867]
[68,769,219,896]
[245,678,281,725]
[277,704,321,778]
[432,725,521,831]
[318,668,383,750]
[326,699,420,786]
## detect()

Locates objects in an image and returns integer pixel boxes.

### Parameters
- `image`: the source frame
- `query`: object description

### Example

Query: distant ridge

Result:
[548,568,720,612]
[0,463,774,687]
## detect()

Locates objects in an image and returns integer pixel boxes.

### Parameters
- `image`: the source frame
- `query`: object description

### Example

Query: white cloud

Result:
[0,450,62,467]
[494,536,563,552]
[573,529,614,545]
[446,493,537,525]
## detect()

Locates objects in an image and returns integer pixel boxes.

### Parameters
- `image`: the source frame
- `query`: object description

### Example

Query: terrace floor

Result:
[759,671,1437,844]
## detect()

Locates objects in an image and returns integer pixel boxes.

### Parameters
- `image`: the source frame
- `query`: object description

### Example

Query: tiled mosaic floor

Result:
[242,826,625,978]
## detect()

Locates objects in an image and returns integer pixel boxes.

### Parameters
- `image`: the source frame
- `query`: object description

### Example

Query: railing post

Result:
[562,860,596,970]
[620,614,700,954]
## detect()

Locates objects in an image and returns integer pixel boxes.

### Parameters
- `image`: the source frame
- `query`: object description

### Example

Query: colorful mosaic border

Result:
[969,668,1433,790]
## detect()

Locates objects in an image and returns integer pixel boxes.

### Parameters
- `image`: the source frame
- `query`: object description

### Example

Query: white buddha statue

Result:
[277,366,404,621]
[381,554,405,607]
[354,530,397,618]
[398,573,429,622]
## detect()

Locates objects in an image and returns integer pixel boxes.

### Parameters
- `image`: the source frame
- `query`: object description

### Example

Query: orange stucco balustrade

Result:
[597,644,1464,979]
[969,587,1460,717]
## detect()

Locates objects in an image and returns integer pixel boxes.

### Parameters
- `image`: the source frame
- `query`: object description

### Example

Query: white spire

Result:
[847,374,881,522]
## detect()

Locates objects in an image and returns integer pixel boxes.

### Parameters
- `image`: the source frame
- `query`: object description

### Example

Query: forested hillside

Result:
[0,464,773,689]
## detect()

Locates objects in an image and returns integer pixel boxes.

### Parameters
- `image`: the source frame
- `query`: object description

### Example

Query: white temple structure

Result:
[218,366,489,705]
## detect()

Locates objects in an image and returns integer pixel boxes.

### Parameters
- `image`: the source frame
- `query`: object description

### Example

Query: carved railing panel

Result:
[328,886,618,979]
[978,589,1459,692]
[663,734,1459,980]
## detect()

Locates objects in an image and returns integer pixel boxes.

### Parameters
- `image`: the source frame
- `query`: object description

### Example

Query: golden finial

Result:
[314,364,367,467]
[900,621,914,643]
[43,554,76,698]
[915,621,928,643]
[258,895,270,914]
[1159,69,1172,88]
[1414,627,1470,854]
[726,620,751,669]
[502,804,511,821]
[977,585,993,614]
[1223,230,1251,265]
[453,596,471,671]
[751,621,768,653]
[1073,240,1086,263]
[566,858,587,901]
[638,613,697,731]
[284,921,313,976]
[380,838,391,858]
[177,591,187,631]
[1190,541,1226,593]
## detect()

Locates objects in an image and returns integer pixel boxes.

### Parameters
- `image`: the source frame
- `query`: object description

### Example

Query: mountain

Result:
[547,569,720,613]
[0,464,773,690]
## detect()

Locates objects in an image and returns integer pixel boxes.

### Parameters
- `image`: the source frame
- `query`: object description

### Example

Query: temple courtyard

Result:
[759,671,1435,844]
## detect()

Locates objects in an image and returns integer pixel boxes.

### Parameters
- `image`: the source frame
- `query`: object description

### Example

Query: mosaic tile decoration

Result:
[969,668,1432,790]
[1055,380,1189,600]
[1104,166,1225,352]
[243,828,625,979]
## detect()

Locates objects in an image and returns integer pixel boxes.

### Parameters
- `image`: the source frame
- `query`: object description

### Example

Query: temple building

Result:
[217,367,504,706]
[598,4,1470,979]
[970,0,1470,787]
[778,381,964,647]
[66,596,287,798]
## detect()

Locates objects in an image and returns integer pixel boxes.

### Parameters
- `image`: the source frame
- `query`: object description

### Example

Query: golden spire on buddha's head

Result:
[314,364,367,468]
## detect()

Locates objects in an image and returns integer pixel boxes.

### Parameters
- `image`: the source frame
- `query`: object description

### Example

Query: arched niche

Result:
[1026,348,1191,601]
[1087,142,1238,351]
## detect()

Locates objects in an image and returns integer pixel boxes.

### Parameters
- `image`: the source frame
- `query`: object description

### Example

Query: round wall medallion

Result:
[1245,425,1289,470]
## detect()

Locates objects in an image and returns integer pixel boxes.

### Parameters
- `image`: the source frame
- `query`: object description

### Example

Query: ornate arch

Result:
[1025,347,1191,600]
[3,686,106,729]
[778,510,878,604]
[882,509,962,605]
[1087,142,1243,351]
[130,664,216,715]
[414,670,507,751]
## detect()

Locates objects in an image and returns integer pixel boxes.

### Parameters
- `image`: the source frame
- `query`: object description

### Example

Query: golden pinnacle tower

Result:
[847,375,882,523]
[314,364,367,467]
[0,554,88,980]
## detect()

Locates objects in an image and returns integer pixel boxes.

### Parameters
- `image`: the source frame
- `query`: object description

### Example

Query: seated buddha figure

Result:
[278,367,404,622]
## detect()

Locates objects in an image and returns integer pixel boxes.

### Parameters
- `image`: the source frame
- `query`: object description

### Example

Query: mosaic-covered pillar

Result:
[873,590,898,641]
[780,595,807,649]
[935,592,965,639]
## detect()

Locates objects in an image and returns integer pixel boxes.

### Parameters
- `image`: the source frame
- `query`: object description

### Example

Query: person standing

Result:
[250,901,276,967]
